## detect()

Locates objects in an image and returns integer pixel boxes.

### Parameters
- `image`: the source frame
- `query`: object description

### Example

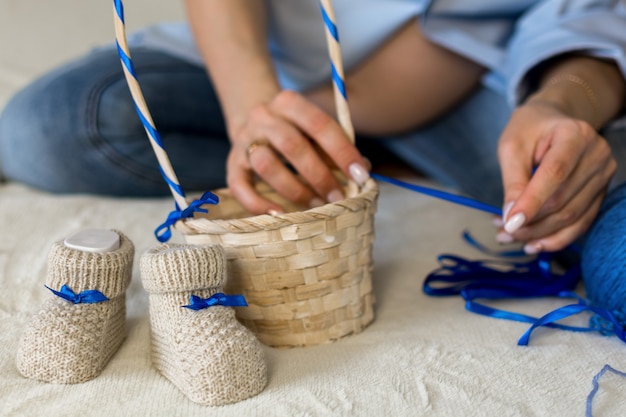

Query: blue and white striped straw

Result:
[317,2,509,217]
[319,0,355,143]
[112,0,188,210]
[113,0,503,225]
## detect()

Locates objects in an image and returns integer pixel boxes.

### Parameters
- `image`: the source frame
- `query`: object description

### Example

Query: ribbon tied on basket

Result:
[46,284,109,304]
[182,293,248,311]
[155,191,219,243]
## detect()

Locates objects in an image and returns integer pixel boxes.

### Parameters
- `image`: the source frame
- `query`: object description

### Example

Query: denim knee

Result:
[0,46,231,196]
[0,48,172,195]
[0,51,106,192]
[0,77,77,192]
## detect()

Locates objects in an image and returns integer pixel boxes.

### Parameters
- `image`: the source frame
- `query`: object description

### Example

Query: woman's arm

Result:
[185,0,279,137]
[498,55,625,253]
[185,0,369,214]
[530,56,625,130]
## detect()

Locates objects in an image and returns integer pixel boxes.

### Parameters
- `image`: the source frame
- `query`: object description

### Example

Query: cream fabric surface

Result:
[1,1,625,416]
[1,181,625,416]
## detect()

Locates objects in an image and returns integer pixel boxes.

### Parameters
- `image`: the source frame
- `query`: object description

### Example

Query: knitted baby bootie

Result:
[16,230,134,384]
[140,243,267,406]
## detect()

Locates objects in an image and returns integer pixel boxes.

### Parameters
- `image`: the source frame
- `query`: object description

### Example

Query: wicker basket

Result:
[176,178,378,347]
[113,0,377,348]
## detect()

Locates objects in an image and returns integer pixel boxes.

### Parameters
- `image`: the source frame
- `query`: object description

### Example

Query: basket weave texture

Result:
[176,178,378,347]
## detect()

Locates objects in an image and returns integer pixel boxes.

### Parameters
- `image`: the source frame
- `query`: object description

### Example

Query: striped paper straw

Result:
[319,0,355,144]
[112,0,188,210]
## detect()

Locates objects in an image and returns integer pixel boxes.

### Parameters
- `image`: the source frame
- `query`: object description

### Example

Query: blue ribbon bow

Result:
[155,191,219,242]
[46,284,109,304]
[182,293,248,310]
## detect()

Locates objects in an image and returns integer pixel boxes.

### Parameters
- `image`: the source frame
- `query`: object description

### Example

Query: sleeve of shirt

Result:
[504,0,626,106]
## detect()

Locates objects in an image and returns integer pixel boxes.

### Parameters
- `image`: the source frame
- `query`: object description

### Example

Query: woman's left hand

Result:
[497,98,616,254]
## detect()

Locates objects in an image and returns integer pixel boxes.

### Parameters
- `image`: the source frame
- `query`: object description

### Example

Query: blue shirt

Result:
[130,0,626,106]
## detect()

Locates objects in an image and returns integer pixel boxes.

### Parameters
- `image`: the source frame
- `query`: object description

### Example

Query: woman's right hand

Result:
[226,90,370,215]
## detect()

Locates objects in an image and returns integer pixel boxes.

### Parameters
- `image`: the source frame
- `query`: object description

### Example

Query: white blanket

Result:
[1,181,625,416]
[1,1,625,416]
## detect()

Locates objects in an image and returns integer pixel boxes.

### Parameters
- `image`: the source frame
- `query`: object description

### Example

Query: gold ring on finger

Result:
[246,139,272,163]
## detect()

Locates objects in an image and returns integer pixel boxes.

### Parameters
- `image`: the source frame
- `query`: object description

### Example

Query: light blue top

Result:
[130,0,626,106]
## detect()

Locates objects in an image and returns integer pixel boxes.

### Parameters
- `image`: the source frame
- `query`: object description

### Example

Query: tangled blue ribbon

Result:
[155,191,219,242]
[424,236,626,345]
[46,284,109,304]
[371,174,625,344]
[182,293,248,310]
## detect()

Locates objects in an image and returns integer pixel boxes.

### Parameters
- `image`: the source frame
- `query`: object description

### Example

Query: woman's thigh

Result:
[0,46,230,196]
[380,86,512,208]
[604,122,626,190]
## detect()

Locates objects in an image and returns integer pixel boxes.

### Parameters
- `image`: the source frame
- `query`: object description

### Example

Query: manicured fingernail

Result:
[502,201,514,221]
[524,242,543,255]
[268,209,283,216]
[327,189,344,203]
[309,197,324,208]
[349,162,370,185]
[496,232,514,244]
[504,213,525,234]
[493,217,504,227]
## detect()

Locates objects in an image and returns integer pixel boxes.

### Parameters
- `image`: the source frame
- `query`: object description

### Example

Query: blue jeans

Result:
[0,47,231,197]
[1,46,625,208]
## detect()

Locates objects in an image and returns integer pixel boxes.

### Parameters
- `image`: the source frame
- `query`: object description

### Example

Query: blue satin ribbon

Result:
[518,297,626,345]
[424,242,626,345]
[369,173,626,344]
[586,365,626,417]
[371,173,503,216]
[155,191,219,242]
[425,253,580,298]
[424,230,580,298]
[422,231,604,344]
[46,284,109,304]
[182,293,248,310]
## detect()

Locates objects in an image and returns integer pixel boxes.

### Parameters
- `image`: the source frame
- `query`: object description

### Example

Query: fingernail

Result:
[496,232,514,244]
[502,201,514,221]
[493,217,504,228]
[268,209,283,216]
[504,213,526,234]
[309,197,324,208]
[349,162,370,185]
[327,189,344,203]
[524,242,543,255]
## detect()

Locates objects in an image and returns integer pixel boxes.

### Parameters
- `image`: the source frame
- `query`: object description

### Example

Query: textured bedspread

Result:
[1,1,625,416]
[1,181,625,416]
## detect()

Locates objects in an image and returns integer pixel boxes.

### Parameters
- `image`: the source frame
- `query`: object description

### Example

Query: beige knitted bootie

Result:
[140,243,267,406]
[16,230,134,384]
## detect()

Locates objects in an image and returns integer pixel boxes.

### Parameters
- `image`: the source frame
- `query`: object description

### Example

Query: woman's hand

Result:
[185,1,369,215]
[497,99,616,253]
[227,90,370,215]
[496,55,625,254]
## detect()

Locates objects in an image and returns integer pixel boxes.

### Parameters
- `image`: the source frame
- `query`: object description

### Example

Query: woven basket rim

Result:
[176,178,378,235]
